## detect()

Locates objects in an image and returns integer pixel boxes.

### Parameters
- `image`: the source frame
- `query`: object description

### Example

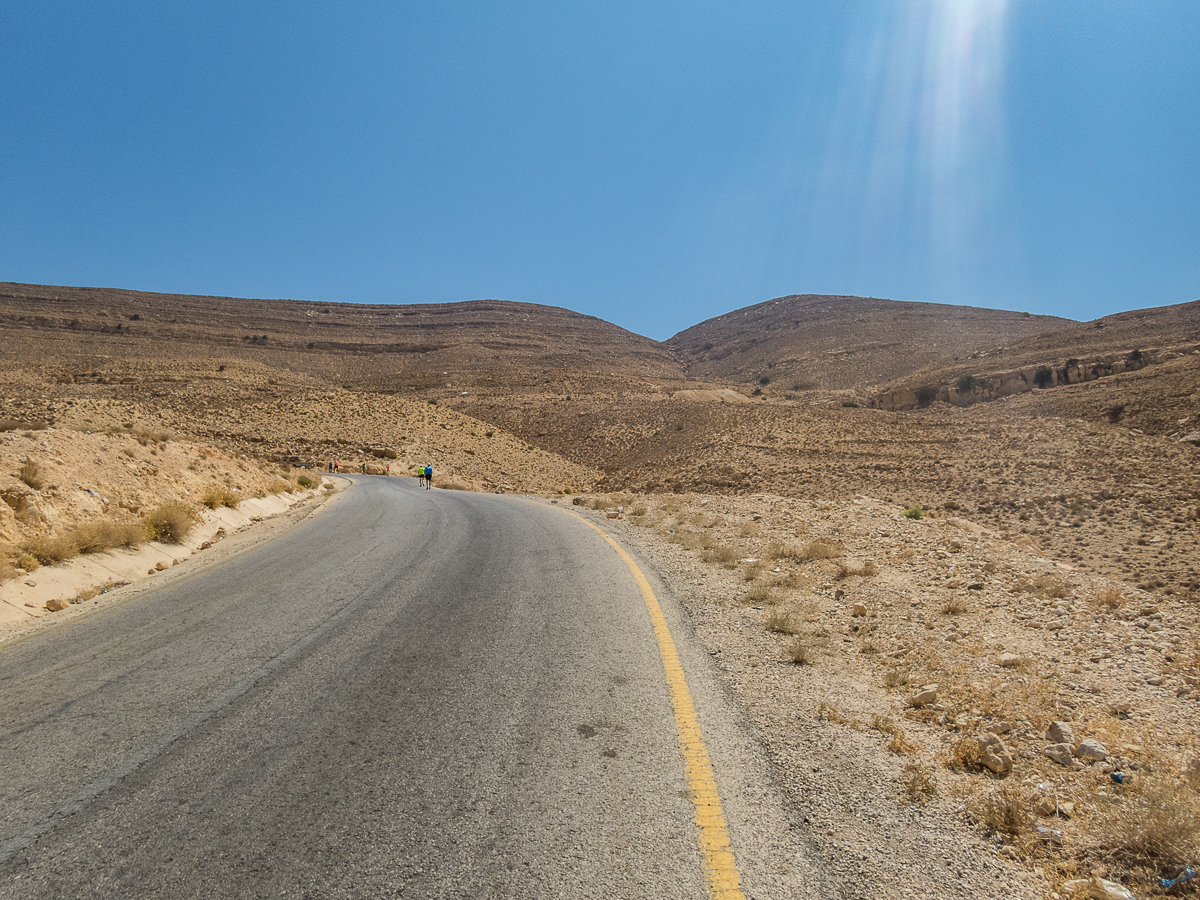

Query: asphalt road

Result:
[0,478,832,899]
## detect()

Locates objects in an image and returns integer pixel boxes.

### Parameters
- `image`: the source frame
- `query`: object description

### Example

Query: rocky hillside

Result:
[0,282,687,395]
[666,294,1075,392]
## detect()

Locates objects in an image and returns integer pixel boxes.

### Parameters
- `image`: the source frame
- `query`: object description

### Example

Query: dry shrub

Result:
[971,784,1032,837]
[22,534,80,566]
[942,597,969,615]
[202,486,240,509]
[133,428,171,446]
[1034,574,1072,600]
[766,608,801,635]
[666,529,703,551]
[1097,775,1200,874]
[802,537,845,560]
[18,459,45,490]
[766,541,804,560]
[631,506,647,517]
[945,736,983,772]
[0,418,48,432]
[836,560,878,579]
[143,502,197,543]
[904,764,938,803]
[1092,584,1127,609]
[744,585,779,606]
[787,640,814,666]
[701,544,740,568]
[73,521,144,553]
[742,560,765,582]
[872,716,920,755]
[265,480,289,495]
[884,667,912,689]
[441,482,470,491]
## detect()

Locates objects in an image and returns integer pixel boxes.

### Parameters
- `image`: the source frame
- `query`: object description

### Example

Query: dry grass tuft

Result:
[765,608,801,635]
[143,502,198,543]
[787,639,814,666]
[904,764,938,803]
[1,418,49,432]
[73,521,145,553]
[18,459,45,490]
[802,537,845,560]
[1033,574,1072,600]
[202,486,240,509]
[744,585,780,606]
[22,534,80,566]
[1092,584,1127,609]
[701,544,741,568]
[941,597,969,615]
[945,736,983,772]
[1096,775,1200,874]
[971,784,1032,837]
[872,716,920,755]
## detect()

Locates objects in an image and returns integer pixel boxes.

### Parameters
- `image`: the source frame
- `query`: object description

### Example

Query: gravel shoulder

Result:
[560,492,1199,900]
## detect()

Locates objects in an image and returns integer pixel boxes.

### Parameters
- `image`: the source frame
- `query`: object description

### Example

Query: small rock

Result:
[909,685,938,707]
[1076,738,1110,762]
[25,580,37,587]
[986,721,1014,736]
[148,568,157,575]
[1145,675,1163,686]
[976,733,1013,773]
[1058,801,1075,817]
[998,652,1021,667]
[851,603,867,617]
[45,597,70,612]
[967,582,984,590]
[1108,701,1131,715]
[1046,721,1075,744]
[1045,743,1075,766]
[155,561,167,571]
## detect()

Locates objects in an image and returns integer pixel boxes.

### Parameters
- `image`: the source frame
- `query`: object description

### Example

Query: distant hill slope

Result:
[0,282,686,394]
[665,294,1076,391]
[868,298,1200,421]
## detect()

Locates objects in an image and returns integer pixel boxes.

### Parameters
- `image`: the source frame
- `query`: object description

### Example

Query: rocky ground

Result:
[563,491,1199,900]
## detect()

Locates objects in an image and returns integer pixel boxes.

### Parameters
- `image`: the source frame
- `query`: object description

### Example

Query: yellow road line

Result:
[562,509,746,900]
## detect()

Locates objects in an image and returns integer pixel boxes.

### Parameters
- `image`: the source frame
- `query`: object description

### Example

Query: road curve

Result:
[0,477,832,899]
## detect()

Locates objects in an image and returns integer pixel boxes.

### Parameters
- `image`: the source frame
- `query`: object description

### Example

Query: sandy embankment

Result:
[0,485,330,637]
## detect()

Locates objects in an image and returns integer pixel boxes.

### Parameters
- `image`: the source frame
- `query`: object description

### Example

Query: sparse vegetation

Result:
[903,764,937,803]
[143,502,198,543]
[971,785,1031,838]
[903,504,924,519]
[297,475,314,489]
[18,458,44,490]
[786,640,813,665]
[202,486,240,509]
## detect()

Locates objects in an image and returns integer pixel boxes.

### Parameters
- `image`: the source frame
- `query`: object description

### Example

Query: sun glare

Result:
[814,0,1012,295]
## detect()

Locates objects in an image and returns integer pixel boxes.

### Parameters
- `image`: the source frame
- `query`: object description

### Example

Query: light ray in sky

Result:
[812,0,1014,301]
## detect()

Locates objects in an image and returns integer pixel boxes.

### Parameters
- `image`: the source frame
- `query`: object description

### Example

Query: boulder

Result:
[1046,721,1075,745]
[45,597,70,612]
[1075,738,1110,762]
[1045,743,1075,766]
[976,733,1013,774]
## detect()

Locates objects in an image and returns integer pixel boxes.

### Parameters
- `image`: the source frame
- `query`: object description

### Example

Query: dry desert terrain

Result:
[2,282,1198,899]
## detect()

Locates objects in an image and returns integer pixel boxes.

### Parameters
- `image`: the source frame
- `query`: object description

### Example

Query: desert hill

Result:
[0,282,686,395]
[3,280,1199,598]
[665,294,1075,392]
[869,300,1200,425]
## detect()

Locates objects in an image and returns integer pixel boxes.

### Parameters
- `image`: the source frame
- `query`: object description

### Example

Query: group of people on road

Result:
[327,458,430,488]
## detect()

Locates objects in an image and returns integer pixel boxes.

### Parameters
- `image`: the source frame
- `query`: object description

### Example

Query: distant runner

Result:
[424,465,432,490]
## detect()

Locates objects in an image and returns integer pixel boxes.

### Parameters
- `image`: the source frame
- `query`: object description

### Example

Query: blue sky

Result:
[2,1,1197,341]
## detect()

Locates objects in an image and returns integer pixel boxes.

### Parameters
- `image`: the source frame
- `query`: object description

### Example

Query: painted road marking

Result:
[561,509,746,900]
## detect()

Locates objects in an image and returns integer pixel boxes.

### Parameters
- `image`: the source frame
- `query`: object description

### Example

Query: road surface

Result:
[0,477,831,899]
